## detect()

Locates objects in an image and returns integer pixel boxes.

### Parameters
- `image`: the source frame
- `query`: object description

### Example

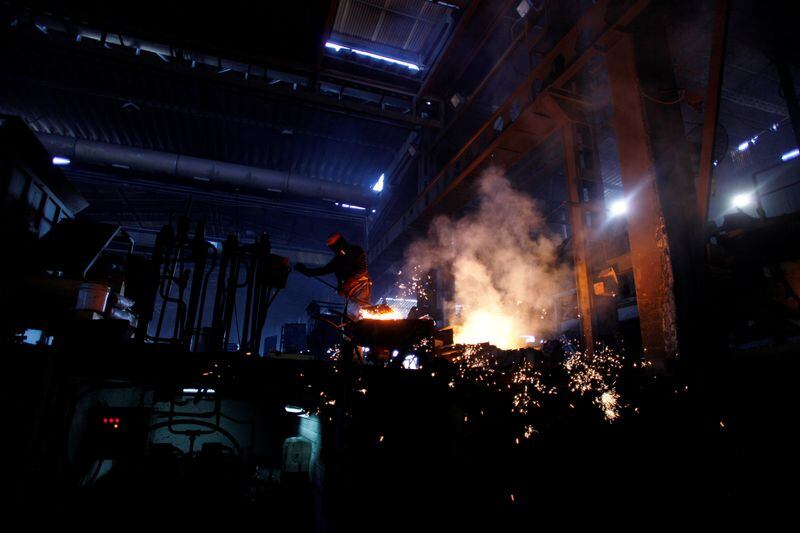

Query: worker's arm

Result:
[295,258,336,276]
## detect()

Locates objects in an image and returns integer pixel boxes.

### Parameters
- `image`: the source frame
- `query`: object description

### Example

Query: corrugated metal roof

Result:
[332,0,454,66]
[0,40,408,190]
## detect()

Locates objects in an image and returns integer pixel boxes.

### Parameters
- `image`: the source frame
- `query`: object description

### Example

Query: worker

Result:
[295,232,372,316]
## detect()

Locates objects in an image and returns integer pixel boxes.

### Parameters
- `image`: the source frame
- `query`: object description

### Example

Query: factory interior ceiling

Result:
[3,0,800,530]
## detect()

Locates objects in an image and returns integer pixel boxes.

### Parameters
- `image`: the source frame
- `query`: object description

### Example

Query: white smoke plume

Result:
[404,167,569,349]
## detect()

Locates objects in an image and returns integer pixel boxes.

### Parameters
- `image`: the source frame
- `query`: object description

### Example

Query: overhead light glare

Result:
[52,156,71,166]
[609,198,628,217]
[781,148,799,162]
[731,192,753,209]
[325,42,420,71]
[372,173,385,192]
[182,387,216,395]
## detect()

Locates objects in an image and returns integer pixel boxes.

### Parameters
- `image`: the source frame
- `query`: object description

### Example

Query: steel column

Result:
[607,33,678,369]
[697,0,729,224]
[562,122,596,352]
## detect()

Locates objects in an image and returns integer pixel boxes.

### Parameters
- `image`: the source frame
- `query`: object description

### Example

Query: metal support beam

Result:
[562,122,596,352]
[607,33,678,369]
[608,9,709,371]
[775,54,800,152]
[697,0,729,224]
[370,0,650,271]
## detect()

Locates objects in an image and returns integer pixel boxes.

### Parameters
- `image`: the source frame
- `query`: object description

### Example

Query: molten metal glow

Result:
[453,310,522,349]
[359,306,405,320]
[403,169,567,349]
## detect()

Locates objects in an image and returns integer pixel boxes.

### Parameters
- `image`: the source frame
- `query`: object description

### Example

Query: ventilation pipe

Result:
[38,134,378,207]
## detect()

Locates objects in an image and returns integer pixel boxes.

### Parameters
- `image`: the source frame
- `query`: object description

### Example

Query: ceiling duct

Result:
[38,134,378,207]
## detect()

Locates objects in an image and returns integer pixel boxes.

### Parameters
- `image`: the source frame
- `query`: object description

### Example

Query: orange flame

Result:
[359,305,405,320]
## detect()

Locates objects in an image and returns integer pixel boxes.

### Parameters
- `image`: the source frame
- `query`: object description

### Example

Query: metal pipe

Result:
[37,134,378,206]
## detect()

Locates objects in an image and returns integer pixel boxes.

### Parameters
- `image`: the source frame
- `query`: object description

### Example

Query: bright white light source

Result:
[325,42,420,71]
[781,148,799,162]
[182,387,216,395]
[52,156,71,166]
[341,203,366,210]
[521,335,536,344]
[731,192,753,209]
[284,405,304,414]
[737,141,750,152]
[402,354,419,370]
[372,173,385,192]
[609,198,628,217]
[325,42,347,52]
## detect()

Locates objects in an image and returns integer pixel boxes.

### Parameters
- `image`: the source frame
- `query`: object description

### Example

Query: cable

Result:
[640,87,685,105]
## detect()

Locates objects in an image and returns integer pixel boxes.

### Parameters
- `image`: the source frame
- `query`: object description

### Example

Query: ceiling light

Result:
[325,42,420,71]
[372,173,385,192]
[52,156,71,166]
[609,198,628,217]
[731,192,753,209]
[781,148,799,162]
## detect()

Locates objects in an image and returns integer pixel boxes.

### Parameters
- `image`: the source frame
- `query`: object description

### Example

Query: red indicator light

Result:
[103,418,108,423]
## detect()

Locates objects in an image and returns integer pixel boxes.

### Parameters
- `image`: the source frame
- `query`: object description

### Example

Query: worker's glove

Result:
[294,262,309,275]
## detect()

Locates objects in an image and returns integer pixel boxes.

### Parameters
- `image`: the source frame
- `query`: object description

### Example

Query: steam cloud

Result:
[404,167,569,349]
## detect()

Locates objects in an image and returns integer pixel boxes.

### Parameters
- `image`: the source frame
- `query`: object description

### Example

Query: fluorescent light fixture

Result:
[52,156,71,166]
[325,42,347,52]
[341,203,366,210]
[737,141,750,152]
[731,192,753,209]
[609,198,628,217]
[182,387,216,394]
[284,405,304,414]
[781,148,799,162]
[372,173,385,192]
[325,42,420,71]
[111,163,130,169]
